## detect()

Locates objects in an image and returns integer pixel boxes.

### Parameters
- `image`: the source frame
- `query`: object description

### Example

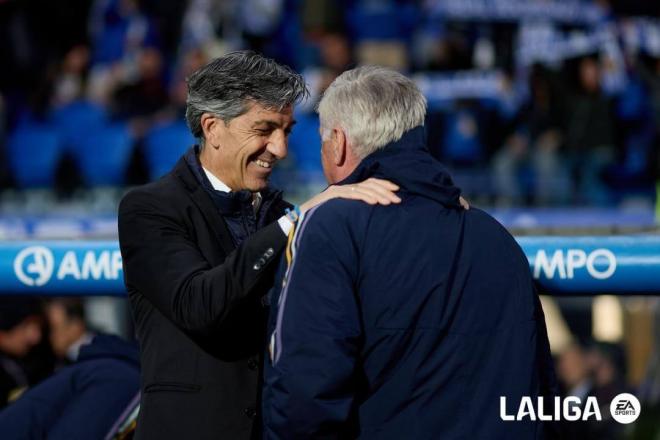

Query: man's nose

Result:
[267,130,288,159]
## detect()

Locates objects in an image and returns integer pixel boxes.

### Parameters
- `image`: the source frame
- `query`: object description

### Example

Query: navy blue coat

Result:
[0,334,139,439]
[263,127,558,439]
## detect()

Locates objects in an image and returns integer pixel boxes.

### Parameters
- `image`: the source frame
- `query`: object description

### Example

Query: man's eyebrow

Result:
[252,120,297,129]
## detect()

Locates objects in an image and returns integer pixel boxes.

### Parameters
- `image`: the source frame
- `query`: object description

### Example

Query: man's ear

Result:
[200,113,222,149]
[332,128,347,166]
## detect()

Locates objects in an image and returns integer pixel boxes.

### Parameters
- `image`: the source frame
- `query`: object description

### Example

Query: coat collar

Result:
[172,151,236,255]
[338,126,462,208]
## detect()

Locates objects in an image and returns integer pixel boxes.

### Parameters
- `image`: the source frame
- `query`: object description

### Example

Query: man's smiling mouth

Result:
[254,159,272,169]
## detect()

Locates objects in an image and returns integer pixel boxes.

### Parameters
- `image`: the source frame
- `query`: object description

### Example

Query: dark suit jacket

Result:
[118,155,290,440]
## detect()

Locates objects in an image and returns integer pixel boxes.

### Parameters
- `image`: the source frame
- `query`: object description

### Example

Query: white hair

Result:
[317,66,427,159]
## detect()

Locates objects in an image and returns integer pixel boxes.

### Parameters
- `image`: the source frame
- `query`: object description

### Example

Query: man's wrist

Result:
[277,216,293,236]
[278,205,301,236]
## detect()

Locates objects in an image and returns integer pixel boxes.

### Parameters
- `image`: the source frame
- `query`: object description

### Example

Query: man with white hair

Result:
[262,66,558,439]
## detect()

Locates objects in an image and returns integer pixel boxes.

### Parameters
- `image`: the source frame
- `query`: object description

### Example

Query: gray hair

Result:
[185,50,308,140]
[317,66,427,159]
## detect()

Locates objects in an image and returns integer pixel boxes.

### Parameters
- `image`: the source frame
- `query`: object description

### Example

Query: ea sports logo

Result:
[610,393,641,424]
[13,246,55,287]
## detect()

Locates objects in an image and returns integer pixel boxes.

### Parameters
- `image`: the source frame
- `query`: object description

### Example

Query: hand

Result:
[300,178,401,214]
[459,196,470,210]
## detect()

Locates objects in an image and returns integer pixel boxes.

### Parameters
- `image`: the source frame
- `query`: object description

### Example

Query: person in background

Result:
[556,341,622,440]
[46,298,94,365]
[168,47,209,119]
[557,342,594,402]
[111,47,170,136]
[0,333,140,440]
[51,44,91,107]
[0,297,44,408]
[588,342,628,404]
[300,32,354,113]
[493,65,568,206]
[563,56,617,205]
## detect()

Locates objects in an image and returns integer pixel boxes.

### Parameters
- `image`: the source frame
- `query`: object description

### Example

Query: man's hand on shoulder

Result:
[300,178,401,214]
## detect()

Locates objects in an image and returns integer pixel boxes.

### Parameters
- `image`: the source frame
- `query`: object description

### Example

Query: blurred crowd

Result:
[554,338,660,439]
[0,0,658,207]
[557,341,630,439]
[0,296,139,438]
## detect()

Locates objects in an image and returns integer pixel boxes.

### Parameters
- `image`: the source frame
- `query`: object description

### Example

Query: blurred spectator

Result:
[637,56,660,191]
[140,0,188,58]
[0,0,90,96]
[564,56,617,205]
[0,334,140,440]
[87,0,160,105]
[0,93,8,189]
[493,66,569,205]
[558,342,594,401]
[0,298,43,408]
[440,100,484,166]
[52,45,91,107]
[179,0,227,54]
[493,130,532,205]
[88,0,159,66]
[301,0,346,37]
[635,340,660,440]
[300,32,354,112]
[240,0,285,54]
[168,47,209,118]
[111,47,169,137]
[588,342,628,402]
[422,28,473,72]
[557,341,631,440]
[46,299,94,365]
[587,342,628,440]
[557,342,597,439]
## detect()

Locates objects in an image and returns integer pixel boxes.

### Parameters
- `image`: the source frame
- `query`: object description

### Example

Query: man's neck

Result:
[198,145,233,191]
[202,167,232,193]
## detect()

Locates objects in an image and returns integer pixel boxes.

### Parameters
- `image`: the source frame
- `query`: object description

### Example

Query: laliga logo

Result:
[14,246,123,287]
[500,396,602,422]
[501,393,641,424]
[534,248,616,280]
[14,246,55,286]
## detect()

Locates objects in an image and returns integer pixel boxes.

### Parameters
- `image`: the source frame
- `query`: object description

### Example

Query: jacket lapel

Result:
[172,156,236,256]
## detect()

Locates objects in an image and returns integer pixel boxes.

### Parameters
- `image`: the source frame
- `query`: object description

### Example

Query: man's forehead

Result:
[245,103,294,125]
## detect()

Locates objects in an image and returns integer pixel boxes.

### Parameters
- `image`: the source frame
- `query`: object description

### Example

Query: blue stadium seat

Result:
[287,114,322,176]
[51,100,108,152]
[73,123,134,186]
[144,121,196,180]
[7,125,62,188]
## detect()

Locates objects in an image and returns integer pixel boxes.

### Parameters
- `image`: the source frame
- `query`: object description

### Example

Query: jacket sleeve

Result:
[263,204,362,440]
[117,188,287,336]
